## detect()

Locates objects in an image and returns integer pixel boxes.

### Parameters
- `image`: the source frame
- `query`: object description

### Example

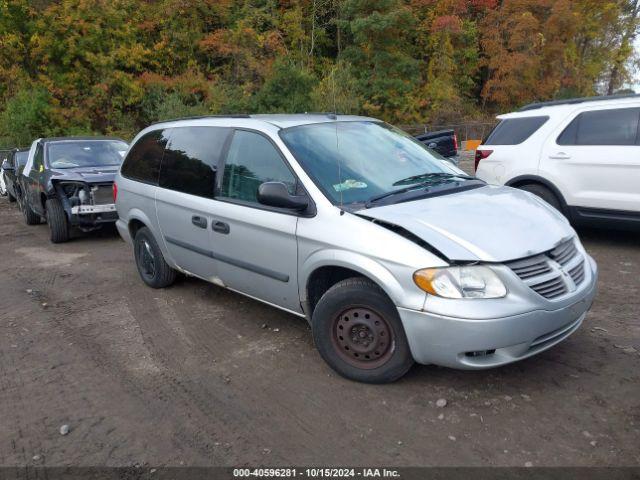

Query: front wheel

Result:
[134,227,177,288]
[46,198,70,243]
[312,277,414,383]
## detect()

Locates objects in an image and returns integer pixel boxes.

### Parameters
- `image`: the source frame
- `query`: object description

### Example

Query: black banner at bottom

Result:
[0,467,638,480]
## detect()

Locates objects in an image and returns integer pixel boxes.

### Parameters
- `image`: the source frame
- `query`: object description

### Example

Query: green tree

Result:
[0,87,55,146]
[339,0,420,121]
[253,59,318,112]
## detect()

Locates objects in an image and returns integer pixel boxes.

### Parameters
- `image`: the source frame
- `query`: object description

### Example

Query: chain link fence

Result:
[400,122,497,143]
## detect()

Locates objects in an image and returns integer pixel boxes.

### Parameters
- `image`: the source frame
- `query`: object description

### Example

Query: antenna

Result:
[331,65,345,214]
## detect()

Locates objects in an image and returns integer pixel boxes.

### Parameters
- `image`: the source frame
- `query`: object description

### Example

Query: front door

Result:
[208,129,302,314]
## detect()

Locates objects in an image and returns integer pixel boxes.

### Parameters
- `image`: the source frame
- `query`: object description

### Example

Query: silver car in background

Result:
[115,115,597,383]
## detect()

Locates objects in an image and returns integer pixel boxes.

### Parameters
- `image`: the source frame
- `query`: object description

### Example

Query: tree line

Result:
[0,0,638,146]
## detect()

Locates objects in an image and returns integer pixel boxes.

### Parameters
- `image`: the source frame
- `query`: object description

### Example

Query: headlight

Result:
[413,266,507,299]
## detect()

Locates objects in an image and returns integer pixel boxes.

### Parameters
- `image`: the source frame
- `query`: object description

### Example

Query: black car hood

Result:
[50,167,119,184]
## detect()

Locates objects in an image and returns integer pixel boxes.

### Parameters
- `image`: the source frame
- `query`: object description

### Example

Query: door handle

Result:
[212,221,230,234]
[191,215,207,229]
[549,152,571,160]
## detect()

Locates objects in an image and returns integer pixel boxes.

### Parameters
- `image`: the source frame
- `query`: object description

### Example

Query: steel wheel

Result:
[331,306,395,370]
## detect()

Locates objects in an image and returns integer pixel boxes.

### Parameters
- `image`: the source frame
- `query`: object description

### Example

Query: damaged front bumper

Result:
[54,181,118,228]
[71,204,117,215]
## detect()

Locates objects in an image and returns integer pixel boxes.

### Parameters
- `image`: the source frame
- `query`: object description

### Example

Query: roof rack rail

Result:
[151,114,251,125]
[518,93,640,112]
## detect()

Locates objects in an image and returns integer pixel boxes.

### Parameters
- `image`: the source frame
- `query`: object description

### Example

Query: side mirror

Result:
[1,159,13,171]
[257,182,309,211]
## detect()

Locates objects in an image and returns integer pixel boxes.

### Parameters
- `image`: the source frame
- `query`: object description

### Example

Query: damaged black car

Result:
[20,137,129,243]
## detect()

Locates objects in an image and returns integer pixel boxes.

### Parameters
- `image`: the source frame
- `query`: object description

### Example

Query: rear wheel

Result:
[21,198,41,225]
[46,198,70,243]
[312,277,414,383]
[518,183,561,211]
[134,227,177,288]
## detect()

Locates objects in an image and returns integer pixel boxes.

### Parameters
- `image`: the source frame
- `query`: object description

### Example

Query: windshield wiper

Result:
[366,173,478,208]
[392,172,474,186]
[365,181,435,208]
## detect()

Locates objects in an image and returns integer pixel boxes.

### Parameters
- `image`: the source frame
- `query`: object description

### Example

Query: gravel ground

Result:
[0,188,638,467]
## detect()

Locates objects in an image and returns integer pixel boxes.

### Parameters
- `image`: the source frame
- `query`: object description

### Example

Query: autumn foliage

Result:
[0,0,637,144]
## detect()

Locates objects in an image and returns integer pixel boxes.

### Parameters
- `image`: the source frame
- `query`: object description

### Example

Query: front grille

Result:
[91,184,114,205]
[530,276,567,299]
[509,258,552,279]
[549,240,578,266]
[506,238,586,300]
[568,261,585,285]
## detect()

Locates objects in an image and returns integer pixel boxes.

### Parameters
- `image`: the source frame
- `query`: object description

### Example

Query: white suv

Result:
[475,95,640,230]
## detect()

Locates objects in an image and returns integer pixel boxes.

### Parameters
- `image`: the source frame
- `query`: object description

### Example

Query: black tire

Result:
[45,198,70,243]
[134,226,177,289]
[7,192,16,203]
[22,198,41,225]
[518,183,562,211]
[312,277,414,383]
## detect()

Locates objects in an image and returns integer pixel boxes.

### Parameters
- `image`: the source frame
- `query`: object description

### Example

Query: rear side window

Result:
[484,116,549,145]
[159,126,231,199]
[121,130,169,184]
[15,151,29,168]
[557,108,640,146]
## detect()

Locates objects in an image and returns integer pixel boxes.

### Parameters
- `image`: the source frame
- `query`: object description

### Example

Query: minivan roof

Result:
[149,113,378,130]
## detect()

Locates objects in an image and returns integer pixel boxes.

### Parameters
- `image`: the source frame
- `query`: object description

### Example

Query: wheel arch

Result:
[126,208,155,240]
[505,174,569,213]
[300,250,413,321]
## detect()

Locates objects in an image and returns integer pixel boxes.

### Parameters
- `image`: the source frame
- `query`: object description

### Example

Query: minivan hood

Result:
[357,185,575,262]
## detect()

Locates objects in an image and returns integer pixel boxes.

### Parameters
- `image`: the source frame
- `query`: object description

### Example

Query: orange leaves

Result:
[199,29,239,56]
[432,15,462,33]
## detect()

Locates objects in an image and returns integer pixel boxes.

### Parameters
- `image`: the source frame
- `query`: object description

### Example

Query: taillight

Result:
[113,182,118,203]
[474,149,493,172]
[453,133,458,152]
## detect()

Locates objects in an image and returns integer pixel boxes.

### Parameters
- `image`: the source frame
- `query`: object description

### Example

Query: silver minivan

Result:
[115,115,598,383]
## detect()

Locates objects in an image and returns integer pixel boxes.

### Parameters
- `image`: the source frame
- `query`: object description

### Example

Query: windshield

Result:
[47,140,128,169]
[280,121,467,205]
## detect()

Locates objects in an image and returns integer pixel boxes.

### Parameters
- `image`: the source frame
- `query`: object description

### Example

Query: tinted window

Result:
[484,116,549,145]
[159,127,230,199]
[220,130,296,204]
[557,108,640,146]
[47,140,128,169]
[121,130,169,184]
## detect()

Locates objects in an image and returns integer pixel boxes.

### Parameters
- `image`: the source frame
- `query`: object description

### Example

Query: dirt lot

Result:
[0,193,638,468]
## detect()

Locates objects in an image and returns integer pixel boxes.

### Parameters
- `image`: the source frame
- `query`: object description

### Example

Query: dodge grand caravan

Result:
[115,115,598,383]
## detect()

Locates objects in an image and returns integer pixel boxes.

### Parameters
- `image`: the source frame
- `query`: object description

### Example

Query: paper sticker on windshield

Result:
[333,179,368,192]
